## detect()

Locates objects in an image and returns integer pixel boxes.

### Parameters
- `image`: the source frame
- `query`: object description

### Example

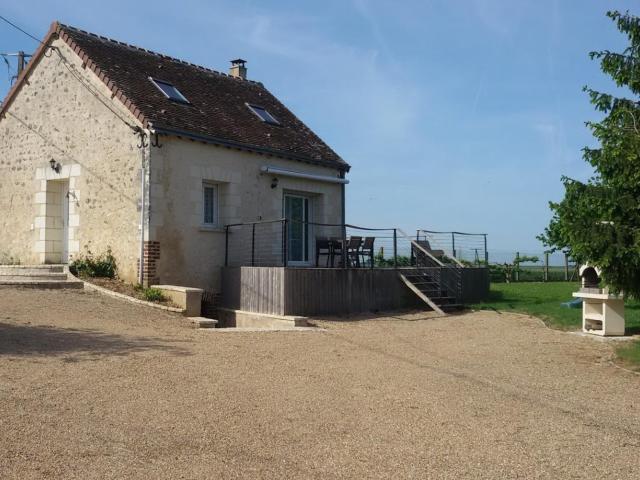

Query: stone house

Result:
[0,22,349,292]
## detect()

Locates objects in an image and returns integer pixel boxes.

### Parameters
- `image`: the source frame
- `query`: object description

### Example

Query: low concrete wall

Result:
[217,307,307,329]
[151,285,203,316]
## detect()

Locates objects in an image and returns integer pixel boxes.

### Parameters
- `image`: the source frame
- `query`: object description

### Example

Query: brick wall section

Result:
[139,241,160,286]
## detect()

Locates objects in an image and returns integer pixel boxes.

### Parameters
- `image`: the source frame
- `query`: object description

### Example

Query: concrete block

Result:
[217,308,308,329]
[34,216,46,228]
[151,285,203,317]
[69,214,80,227]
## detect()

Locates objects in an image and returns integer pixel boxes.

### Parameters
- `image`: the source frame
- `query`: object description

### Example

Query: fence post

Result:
[483,234,488,265]
[342,224,347,269]
[224,225,229,267]
[451,232,456,258]
[282,219,288,267]
[515,252,520,282]
[251,223,256,266]
[393,229,398,269]
[544,252,549,282]
[564,252,569,281]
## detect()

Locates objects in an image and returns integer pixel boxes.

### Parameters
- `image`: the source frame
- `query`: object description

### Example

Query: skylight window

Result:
[246,103,280,125]
[149,77,190,104]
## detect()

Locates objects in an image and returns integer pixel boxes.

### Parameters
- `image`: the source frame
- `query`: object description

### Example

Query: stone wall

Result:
[0,36,346,291]
[0,38,143,281]
[149,138,344,291]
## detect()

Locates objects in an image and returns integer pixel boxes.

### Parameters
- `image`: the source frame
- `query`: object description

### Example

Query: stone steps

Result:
[0,265,64,275]
[0,265,84,289]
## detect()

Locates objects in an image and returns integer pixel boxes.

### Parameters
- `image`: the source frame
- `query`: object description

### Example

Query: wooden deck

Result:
[220,266,489,317]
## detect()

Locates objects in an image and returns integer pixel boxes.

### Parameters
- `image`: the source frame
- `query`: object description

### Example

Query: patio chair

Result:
[359,237,375,268]
[347,236,363,268]
[315,237,331,267]
[328,237,343,267]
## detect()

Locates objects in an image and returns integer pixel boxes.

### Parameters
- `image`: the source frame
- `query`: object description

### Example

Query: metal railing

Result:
[224,219,400,268]
[224,220,470,305]
[417,229,488,265]
[398,229,463,303]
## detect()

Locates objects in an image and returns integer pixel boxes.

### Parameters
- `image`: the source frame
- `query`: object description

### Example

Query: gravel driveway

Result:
[1,288,639,479]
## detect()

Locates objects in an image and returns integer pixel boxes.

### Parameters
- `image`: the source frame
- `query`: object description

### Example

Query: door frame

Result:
[61,185,69,263]
[283,193,312,266]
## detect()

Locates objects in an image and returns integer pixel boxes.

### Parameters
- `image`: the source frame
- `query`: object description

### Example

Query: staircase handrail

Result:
[396,228,445,267]
[398,228,463,303]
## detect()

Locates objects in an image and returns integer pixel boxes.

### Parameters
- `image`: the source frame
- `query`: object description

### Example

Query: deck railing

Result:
[417,229,488,265]
[224,220,479,306]
[224,219,400,268]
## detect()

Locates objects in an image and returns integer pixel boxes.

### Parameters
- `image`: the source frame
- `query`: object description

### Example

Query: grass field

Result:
[471,282,640,369]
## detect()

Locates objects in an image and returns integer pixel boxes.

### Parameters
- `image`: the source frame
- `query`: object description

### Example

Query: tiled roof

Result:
[4,22,349,171]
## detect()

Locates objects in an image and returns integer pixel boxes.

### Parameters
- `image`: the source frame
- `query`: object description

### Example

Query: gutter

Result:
[150,125,350,173]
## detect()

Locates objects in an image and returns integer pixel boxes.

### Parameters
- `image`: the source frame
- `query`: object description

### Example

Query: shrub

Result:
[70,247,117,278]
[142,287,165,302]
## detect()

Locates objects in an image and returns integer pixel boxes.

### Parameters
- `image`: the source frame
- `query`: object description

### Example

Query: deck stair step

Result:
[0,265,83,289]
[399,267,464,315]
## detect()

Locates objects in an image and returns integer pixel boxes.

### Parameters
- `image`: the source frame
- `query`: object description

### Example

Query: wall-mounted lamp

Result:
[270,177,279,189]
[49,158,61,173]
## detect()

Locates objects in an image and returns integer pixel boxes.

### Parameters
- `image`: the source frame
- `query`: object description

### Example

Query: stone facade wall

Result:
[149,138,344,291]
[0,38,143,281]
[0,36,346,291]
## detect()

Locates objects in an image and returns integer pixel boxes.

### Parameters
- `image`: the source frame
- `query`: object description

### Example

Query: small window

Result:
[149,77,190,104]
[203,183,218,226]
[246,103,280,125]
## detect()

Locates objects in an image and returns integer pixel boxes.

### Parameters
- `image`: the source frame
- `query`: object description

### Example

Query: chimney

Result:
[229,59,247,79]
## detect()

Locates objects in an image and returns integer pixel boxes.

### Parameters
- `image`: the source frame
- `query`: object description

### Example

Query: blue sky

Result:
[1,0,637,252]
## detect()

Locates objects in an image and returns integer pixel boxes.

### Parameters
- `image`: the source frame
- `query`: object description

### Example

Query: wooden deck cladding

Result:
[220,267,489,316]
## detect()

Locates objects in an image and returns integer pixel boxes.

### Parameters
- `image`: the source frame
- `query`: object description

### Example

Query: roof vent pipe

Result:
[229,59,247,79]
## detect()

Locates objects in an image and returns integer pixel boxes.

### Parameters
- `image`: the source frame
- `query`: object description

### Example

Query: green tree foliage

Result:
[540,11,640,296]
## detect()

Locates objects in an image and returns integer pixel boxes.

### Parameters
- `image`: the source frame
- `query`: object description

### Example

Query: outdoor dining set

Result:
[315,236,375,268]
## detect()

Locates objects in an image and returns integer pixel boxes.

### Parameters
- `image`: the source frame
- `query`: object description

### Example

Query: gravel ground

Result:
[1,289,640,479]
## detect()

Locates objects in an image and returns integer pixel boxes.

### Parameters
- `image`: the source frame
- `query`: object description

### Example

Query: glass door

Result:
[284,194,310,265]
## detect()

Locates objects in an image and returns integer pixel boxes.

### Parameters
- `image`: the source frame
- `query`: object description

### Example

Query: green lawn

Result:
[471,282,640,369]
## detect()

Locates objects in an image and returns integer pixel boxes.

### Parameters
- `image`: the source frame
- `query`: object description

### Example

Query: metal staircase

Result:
[397,229,463,315]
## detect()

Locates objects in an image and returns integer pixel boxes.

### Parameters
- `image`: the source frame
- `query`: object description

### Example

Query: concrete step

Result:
[187,317,219,328]
[0,280,84,289]
[0,265,65,275]
[0,273,69,281]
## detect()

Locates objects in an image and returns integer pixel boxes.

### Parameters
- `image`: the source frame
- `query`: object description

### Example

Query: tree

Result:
[539,10,640,297]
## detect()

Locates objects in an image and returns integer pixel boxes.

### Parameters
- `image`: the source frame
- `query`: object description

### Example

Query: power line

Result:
[0,14,139,131]
[0,15,44,44]
[52,48,137,130]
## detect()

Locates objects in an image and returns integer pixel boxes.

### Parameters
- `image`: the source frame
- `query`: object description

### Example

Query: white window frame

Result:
[202,182,219,227]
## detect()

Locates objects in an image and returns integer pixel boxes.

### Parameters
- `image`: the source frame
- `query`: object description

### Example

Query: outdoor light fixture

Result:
[271,177,279,189]
[49,158,61,173]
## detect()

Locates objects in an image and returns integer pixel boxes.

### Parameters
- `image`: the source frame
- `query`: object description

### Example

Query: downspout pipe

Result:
[138,129,149,285]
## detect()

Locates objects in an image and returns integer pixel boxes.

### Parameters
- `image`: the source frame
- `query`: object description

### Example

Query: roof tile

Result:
[57,24,347,170]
